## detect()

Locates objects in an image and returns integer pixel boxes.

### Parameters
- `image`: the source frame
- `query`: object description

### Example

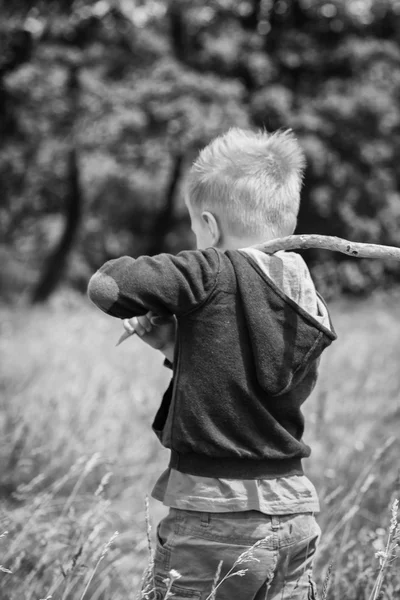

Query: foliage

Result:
[2,0,400,298]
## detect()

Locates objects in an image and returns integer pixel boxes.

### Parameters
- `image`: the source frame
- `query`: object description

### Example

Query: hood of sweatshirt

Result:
[227,247,336,397]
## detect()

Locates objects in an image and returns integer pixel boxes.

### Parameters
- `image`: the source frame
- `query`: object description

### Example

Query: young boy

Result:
[88,128,336,599]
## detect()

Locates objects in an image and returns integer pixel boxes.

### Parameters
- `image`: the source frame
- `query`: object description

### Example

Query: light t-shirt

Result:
[152,468,320,514]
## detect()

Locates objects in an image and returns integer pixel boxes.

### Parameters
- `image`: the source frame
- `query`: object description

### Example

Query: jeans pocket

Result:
[308,573,319,600]
[156,522,168,549]
[292,513,321,547]
[155,522,172,571]
[154,575,201,600]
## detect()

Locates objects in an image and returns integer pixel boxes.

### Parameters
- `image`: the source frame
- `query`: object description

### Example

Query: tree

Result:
[3,0,400,299]
[31,60,82,303]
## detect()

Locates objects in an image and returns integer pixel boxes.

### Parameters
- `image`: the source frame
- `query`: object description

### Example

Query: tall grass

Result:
[1,289,400,598]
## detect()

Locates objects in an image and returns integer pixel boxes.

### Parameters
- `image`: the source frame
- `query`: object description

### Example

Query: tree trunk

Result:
[147,152,184,256]
[31,64,82,303]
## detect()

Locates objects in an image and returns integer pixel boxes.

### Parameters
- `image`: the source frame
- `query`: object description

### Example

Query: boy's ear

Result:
[201,211,221,246]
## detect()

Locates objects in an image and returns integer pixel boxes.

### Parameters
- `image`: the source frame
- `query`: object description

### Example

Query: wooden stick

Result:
[254,234,400,261]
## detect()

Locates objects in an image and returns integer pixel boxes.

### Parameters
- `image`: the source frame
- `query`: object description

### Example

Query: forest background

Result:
[1,1,400,600]
[3,0,400,300]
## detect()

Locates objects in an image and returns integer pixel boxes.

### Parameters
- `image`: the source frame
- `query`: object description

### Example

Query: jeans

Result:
[151,508,320,600]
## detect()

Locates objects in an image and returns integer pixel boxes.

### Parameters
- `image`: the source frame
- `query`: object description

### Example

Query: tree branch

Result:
[254,234,400,261]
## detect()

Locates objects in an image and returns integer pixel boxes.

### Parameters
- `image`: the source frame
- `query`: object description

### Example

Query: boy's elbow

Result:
[87,269,120,313]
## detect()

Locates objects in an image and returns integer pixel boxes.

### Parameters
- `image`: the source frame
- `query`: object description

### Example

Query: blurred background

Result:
[1,1,400,599]
[3,0,400,301]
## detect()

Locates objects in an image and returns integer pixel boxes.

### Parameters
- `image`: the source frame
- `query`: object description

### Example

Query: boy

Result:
[88,128,336,599]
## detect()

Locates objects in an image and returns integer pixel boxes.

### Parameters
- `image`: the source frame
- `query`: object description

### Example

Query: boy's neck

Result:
[217,232,277,251]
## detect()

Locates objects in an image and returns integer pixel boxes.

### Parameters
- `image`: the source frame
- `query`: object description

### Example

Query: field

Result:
[1,290,399,599]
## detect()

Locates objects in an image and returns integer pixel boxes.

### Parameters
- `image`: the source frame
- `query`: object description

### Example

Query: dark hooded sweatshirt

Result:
[87,247,336,480]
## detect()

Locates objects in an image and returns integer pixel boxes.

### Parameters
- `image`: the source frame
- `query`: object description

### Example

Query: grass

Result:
[1,288,400,599]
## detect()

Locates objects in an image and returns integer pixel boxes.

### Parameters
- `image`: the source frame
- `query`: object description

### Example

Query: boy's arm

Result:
[87,249,220,319]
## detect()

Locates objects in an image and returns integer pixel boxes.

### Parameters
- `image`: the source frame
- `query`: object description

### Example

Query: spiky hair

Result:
[186,128,306,238]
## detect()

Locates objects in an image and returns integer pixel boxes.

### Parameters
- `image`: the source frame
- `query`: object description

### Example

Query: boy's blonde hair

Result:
[186,128,306,238]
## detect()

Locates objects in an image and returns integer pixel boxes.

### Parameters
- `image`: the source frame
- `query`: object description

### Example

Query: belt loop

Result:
[200,512,210,527]
[271,516,280,531]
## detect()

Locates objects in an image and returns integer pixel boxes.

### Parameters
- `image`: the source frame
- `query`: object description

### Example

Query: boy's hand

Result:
[117,311,176,358]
